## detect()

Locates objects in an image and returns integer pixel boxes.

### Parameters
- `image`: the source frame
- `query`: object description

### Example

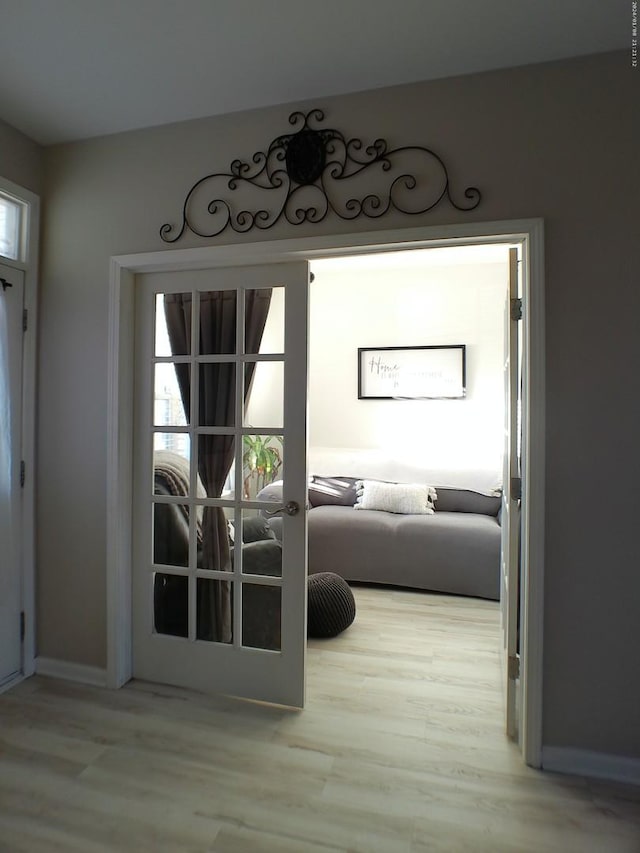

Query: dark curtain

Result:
[164,288,272,643]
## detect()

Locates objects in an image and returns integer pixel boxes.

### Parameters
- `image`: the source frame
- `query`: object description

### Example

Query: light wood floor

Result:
[0,587,638,852]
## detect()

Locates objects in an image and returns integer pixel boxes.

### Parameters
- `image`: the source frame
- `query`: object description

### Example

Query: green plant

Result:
[242,434,283,499]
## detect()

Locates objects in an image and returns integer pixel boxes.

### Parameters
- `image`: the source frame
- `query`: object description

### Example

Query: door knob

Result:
[0,277,12,291]
[264,500,300,517]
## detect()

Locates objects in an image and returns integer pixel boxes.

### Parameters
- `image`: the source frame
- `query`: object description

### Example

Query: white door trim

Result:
[0,175,39,682]
[107,217,545,767]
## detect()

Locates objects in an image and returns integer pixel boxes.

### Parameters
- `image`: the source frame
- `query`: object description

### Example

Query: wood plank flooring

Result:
[0,586,638,852]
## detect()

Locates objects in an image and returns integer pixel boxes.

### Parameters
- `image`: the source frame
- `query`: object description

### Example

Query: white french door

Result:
[132,262,309,707]
[501,247,522,739]
[0,262,24,687]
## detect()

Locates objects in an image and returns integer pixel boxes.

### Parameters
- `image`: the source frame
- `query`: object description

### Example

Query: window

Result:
[0,194,24,261]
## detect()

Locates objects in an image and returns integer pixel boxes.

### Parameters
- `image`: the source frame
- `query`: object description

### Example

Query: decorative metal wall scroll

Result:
[159,109,481,243]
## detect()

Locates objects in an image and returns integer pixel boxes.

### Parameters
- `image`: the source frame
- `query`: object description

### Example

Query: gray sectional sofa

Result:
[258,476,502,601]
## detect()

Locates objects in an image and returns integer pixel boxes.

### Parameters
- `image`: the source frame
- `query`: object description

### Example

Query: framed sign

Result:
[357,345,466,400]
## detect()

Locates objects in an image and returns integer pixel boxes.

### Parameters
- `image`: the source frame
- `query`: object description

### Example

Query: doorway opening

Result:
[107,218,544,767]
[246,241,523,739]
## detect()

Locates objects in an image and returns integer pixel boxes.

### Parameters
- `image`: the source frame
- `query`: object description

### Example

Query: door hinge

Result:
[508,653,520,680]
[23,308,28,332]
[20,611,25,642]
[510,476,522,501]
[510,298,523,321]
[20,460,25,488]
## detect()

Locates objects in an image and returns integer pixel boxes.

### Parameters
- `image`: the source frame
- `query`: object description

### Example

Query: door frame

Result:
[0,175,40,690]
[107,217,545,766]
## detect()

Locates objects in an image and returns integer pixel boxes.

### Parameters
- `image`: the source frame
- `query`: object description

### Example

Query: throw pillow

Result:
[434,487,501,516]
[308,475,359,507]
[354,480,437,514]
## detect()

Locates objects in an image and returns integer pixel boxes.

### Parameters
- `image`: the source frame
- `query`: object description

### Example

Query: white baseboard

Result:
[35,657,107,688]
[0,673,25,696]
[542,746,640,786]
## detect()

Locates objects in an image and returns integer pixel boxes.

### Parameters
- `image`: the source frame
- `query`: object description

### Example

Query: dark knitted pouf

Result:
[307,572,356,638]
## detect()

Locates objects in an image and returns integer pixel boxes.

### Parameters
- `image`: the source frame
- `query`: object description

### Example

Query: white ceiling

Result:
[0,0,627,145]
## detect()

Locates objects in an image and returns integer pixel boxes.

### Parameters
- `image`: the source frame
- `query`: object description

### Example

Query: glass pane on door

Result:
[199,290,237,355]
[238,508,282,579]
[242,434,284,500]
[156,293,191,356]
[197,505,234,572]
[198,364,236,427]
[153,433,191,496]
[242,584,281,651]
[245,287,284,354]
[153,572,188,638]
[154,363,188,426]
[196,577,233,644]
[244,361,284,429]
[153,503,190,568]
[153,431,190,461]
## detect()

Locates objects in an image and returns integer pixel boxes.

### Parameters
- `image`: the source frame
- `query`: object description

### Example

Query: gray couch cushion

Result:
[307,504,500,600]
[258,479,502,600]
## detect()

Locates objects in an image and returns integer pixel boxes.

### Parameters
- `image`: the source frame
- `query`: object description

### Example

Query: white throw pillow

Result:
[354,480,437,514]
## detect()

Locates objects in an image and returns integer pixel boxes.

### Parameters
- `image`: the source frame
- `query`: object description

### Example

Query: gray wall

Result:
[0,117,43,194]
[39,51,638,759]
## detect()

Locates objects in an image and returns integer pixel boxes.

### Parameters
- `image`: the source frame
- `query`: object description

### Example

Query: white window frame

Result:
[0,193,23,262]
